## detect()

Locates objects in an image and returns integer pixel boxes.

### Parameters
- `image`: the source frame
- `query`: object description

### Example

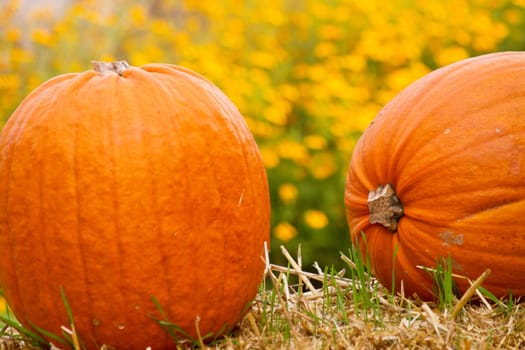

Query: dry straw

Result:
[1,245,524,349]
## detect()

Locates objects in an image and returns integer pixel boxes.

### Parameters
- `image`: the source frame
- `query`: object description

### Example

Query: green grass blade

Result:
[390,243,399,302]
[0,315,50,347]
[29,320,72,347]
[151,295,199,346]
[60,286,75,324]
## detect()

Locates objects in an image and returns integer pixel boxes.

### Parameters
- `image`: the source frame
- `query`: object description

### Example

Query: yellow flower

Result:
[308,2,333,20]
[129,4,147,26]
[386,63,431,91]
[0,74,20,90]
[31,28,52,46]
[150,19,172,38]
[279,84,299,102]
[130,44,164,65]
[9,48,33,68]
[26,75,43,92]
[264,99,290,126]
[248,68,271,86]
[248,50,279,69]
[0,297,6,314]
[504,9,521,25]
[273,222,298,242]
[309,152,337,180]
[304,210,329,230]
[278,183,298,203]
[304,135,327,150]
[341,54,367,72]
[245,118,280,139]
[306,64,328,82]
[319,24,343,40]
[435,46,469,67]
[259,147,280,169]
[337,138,357,156]
[184,16,202,33]
[314,42,338,59]
[277,140,309,163]
[4,27,21,43]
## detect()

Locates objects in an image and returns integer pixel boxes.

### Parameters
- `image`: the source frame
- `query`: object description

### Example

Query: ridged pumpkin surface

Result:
[345,52,525,300]
[0,62,270,349]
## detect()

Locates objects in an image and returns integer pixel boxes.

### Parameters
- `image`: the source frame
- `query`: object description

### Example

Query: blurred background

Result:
[1,0,525,272]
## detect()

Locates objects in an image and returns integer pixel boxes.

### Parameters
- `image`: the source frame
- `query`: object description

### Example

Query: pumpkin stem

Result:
[91,60,130,76]
[368,184,404,232]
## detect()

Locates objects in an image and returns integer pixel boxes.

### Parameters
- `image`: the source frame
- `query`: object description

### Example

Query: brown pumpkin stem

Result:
[368,184,404,232]
[91,60,130,76]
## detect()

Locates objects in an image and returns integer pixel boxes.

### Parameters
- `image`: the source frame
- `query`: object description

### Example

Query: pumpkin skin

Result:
[344,52,525,300]
[0,61,270,349]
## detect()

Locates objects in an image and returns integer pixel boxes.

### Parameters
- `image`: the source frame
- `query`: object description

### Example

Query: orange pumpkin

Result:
[344,52,525,300]
[0,61,270,349]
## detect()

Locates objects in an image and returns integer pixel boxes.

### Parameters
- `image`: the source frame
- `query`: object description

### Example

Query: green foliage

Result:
[341,235,384,325]
[151,296,200,346]
[0,287,86,350]
[425,255,460,311]
[478,287,518,317]
[0,314,50,348]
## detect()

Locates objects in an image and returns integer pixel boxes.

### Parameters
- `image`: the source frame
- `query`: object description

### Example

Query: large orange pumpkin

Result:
[0,61,270,349]
[344,52,525,300]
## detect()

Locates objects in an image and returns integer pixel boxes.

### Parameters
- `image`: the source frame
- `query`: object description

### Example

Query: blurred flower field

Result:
[1,0,525,268]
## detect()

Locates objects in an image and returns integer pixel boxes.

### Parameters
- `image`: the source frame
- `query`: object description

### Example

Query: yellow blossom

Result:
[0,297,6,314]
[504,8,522,24]
[273,222,297,242]
[386,63,431,91]
[4,27,21,43]
[246,119,280,139]
[319,24,343,40]
[0,74,21,90]
[435,46,470,67]
[314,42,338,59]
[304,135,327,150]
[337,138,357,156]
[304,210,329,230]
[9,47,33,68]
[259,147,280,169]
[341,54,367,72]
[31,28,52,46]
[309,152,337,180]
[308,2,333,20]
[248,51,279,70]
[248,68,271,86]
[264,99,291,126]
[150,19,173,38]
[129,4,147,26]
[278,183,298,203]
[277,140,309,163]
[279,84,299,102]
